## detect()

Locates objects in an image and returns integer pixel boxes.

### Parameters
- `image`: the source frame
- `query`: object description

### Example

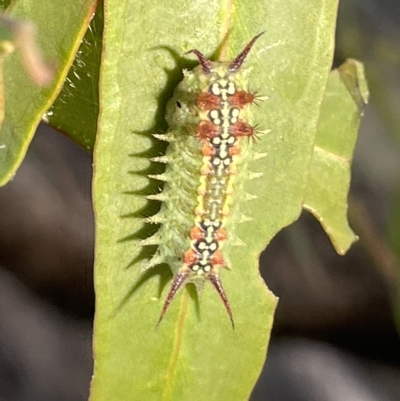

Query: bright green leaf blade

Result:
[46,3,103,152]
[92,1,338,400]
[0,0,97,186]
[303,60,369,254]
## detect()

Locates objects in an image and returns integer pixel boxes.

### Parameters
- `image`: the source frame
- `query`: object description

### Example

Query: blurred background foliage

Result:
[0,0,400,400]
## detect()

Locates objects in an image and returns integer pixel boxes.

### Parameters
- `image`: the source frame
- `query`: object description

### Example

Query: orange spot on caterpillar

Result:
[229,146,241,156]
[211,250,225,266]
[202,143,215,156]
[215,228,228,241]
[230,121,255,138]
[190,226,204,240]
[184,249,199,265]
[197,121,220,141]
[228,91,255,108]
[197,92,221,110]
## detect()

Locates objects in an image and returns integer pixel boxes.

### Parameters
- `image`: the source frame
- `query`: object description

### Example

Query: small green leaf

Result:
[0,0,97,186]
[46,3,103,152]
[92,1,341,400]
[303,60,369,254]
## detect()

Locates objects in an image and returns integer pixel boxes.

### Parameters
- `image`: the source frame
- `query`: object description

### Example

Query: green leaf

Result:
[0,15,18,129]
[91,1,342,400]
[303,59,369,254]
[0,0,11,10]
[46,3,103,152]
[0,0,97,186]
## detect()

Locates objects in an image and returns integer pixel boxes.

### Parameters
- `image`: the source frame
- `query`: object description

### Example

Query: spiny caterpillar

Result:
[145,33,265,328]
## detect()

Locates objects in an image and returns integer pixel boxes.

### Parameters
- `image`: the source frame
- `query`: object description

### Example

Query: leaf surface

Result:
[92,1,342,400]
[303,60,369,254]
[46,2,103,151]
[0,0,97,185]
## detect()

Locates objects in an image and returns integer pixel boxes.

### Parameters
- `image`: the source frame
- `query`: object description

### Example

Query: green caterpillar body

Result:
[145,33,265,327]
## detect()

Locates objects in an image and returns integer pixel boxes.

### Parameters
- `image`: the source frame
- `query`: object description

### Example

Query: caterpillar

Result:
[144,33,265,328]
